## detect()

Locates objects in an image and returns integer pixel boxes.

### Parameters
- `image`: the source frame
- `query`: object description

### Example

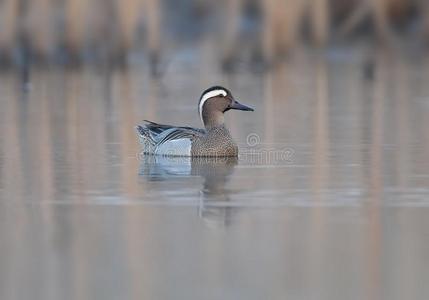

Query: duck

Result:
[136,86,254,157]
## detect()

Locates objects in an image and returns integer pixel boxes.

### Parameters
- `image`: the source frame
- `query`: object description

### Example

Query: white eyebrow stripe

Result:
[198,89,227,125]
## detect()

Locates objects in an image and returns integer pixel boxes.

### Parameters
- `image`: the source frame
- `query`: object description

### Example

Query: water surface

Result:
[0,48,429,300]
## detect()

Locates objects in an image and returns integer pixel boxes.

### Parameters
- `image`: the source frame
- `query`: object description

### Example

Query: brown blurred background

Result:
[0,0,428,70]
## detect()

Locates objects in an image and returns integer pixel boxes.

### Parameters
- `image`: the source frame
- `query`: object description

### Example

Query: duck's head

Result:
[198,86,254,129]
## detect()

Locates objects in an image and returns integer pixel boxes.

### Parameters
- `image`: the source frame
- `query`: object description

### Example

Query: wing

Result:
[143,120,206,135]
[142,120,205,143]
[137,120,205,156]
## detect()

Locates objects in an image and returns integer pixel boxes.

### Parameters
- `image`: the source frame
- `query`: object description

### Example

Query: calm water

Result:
[1,47,429,300]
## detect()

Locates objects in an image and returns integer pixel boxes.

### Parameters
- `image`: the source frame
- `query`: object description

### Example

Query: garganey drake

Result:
[136,86,254,157]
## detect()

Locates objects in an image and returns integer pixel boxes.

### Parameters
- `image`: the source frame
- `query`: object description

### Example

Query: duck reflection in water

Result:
[139,156,238,226]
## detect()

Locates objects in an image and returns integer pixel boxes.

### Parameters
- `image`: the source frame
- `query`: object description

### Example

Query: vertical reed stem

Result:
[28,0,55,57]
[222,0,241,65]
[144,0,160,56]
[117,0,141,51]
[262,0,275,62]
[263,0,305,60]
[311,0,329,46]
[372,0,389,40]
[281,0,305,53]
[144,0,161,72]
[0,0,18,58]
[65,0,86,55]
[424,1,429,41]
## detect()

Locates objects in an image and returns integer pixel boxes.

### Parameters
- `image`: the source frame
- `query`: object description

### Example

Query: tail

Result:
[135,125,156,154]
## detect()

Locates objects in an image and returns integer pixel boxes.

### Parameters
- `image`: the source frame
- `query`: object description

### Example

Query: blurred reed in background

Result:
[0,0,427,69]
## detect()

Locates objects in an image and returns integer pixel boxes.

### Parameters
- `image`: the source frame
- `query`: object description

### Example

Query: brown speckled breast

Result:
[191,126,238,157]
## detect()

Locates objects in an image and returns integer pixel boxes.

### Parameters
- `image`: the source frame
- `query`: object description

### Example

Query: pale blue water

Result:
[0,48,429,300]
